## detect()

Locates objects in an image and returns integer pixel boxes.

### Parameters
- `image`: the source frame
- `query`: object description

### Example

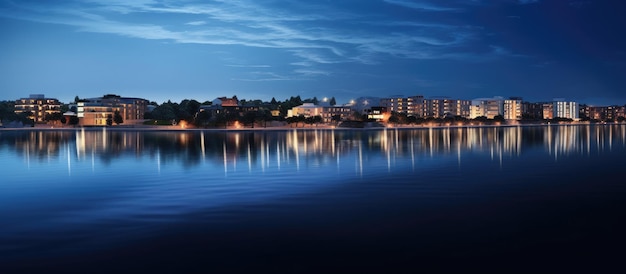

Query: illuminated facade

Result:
[503,97,523,120]
[470,97,504,119]
[553,99,579,120]
[380,95,424,116]
[14,94,61,123]
[287,103,323,118]
[321,105,353,123]
[77,94,149,126]
[542,103,554,119]
[423,97,470,118]
[580,105,625,121]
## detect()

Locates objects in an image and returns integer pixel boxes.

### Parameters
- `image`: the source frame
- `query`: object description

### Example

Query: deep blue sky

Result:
[1,0,625,105]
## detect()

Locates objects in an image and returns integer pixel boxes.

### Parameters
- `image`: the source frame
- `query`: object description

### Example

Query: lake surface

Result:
[2,125,626,273]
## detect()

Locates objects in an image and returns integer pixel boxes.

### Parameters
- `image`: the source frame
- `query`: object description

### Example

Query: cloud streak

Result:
[0,0,517,78]
[383,0,460,11]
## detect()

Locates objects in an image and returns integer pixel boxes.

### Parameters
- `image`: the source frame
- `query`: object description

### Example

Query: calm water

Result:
[1,125,626,273]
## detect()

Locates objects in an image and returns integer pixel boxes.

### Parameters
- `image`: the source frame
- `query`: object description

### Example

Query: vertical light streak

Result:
[201,131,206,159]
[429,127,433,157]
[67,144,71,176]
[331,129,335,155]
[266,140,270,169]
[411,137,415,171]
[293,130,300,171]
[157,148,161,175]
[102,127,107,150]
[26,142,30,170]
[248,143,252,173]
[585,125,591,156]
[223,141,228,176]
[358,141,363,177]
[276,143,281,170]
[261,137,266,173]
[609,125,613,151]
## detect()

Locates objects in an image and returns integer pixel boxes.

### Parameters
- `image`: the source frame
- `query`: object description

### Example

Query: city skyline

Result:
[1,1,625,106]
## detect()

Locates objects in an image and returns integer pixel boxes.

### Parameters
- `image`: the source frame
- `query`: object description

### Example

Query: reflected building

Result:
[3,125,625,172]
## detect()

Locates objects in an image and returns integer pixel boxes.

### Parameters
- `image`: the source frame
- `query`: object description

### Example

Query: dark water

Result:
[1,125,626,273]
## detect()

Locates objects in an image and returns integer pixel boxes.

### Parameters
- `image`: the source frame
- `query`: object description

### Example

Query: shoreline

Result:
[1,121,622,132]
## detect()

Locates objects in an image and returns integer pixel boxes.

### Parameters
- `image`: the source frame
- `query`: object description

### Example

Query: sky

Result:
[1,0,625,106]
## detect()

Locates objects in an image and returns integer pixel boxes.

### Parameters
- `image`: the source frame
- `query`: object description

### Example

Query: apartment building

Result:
[14,94,61,123]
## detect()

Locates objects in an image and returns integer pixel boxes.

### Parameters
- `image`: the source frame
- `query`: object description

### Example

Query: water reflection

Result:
[1,125,625,173]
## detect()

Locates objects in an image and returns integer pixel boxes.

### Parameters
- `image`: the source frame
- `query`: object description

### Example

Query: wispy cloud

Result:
[0,0,518,74]
[226,64,272,68]
[185,21,206,26]
[294,69,331,77]
[383,0,460,11]
[231,72,292,81]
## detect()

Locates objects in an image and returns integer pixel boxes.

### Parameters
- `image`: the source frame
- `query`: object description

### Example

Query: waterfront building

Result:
[14,94,61,123]
[350,97,382,115]
[423,97,470,118]
[470,97,504,119]
[322,105,353,123]
[542,103,554,119]
[366,107,387,121]
[553,99,579,120]
[285,103,352,123]
[503,97,523,120]
[198,96,242,119]
[287,103,323,118]
[380,95,424,117]
[77,94,149,126]
[521,102,544,120]
[580,105,625,121]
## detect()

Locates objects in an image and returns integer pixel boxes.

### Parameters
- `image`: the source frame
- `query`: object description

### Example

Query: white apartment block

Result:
[503,97,523,120]
[553,99,579,120]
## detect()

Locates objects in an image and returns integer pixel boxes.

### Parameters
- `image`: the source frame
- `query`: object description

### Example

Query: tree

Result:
[44,112,64,125]
[68,116,79,126]
[113,110,123,125]
[493,115,505,122]
[329,97,336,106]
[388,115,399,125]
[106,114,113,126]
[178,99,201,122]
[242,111,258,128]
[194,110,212,127]
[150,103,177,121]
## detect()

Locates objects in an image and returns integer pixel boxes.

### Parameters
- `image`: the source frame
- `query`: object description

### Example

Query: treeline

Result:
[0,101,35,126]
[145,96,336,128]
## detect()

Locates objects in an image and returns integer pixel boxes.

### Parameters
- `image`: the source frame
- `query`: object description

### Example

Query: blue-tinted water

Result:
[1,125,626,273]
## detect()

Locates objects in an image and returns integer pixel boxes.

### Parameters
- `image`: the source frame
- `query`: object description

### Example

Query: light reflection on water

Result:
[3,125,625,173]
[1,124,626,264]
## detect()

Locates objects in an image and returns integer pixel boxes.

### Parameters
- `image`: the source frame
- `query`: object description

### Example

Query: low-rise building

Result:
[287,103,323,118]
[14,94,61,123]
[470,97,504,119]
[77,94,149,126]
